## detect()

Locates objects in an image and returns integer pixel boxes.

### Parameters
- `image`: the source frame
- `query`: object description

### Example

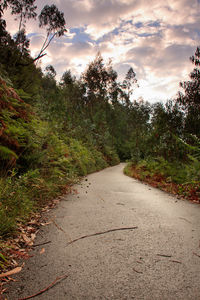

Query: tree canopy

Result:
[176,46,200,138]
[0,1,67,64]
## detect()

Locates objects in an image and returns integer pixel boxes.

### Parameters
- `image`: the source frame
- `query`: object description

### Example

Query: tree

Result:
[81,53,118,103]
[14,28,30,55]
[45,65,56,79]
[176,46,200,138]
[60,70,76,86]
[0,1,34,61]
[0,2,7,33]
[149,101,185,161]
[6,0,36,54]
[1,0,37,31]
[1,2,67,64]
[116,67,138,107]
[122,67,138,97]
[36,5,67,62]
[177,47,200,110]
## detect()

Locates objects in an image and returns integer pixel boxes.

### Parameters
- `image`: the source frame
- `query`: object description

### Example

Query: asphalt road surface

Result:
[5,164,200,300]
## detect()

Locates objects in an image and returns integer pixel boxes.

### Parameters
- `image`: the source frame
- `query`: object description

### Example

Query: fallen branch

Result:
[66,226,138,246]
[157,254,172,258]
[18,274,68,300]
[170,260,182,264]
[132,267,143,274]
[33,241,51,248]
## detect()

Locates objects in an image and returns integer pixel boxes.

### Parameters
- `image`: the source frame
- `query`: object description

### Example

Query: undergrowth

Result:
[124,158,200,202]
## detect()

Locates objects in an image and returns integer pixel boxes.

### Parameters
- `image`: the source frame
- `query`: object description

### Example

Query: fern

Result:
[175,134,200,160]
[0,65,13,87]
[0,146,18,160]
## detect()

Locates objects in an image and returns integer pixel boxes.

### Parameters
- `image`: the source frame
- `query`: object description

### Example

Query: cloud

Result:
[3,0,200,101]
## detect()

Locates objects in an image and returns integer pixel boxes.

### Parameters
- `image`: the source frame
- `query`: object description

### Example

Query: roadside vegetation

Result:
[124,47,200,202]
[0,0,199,279]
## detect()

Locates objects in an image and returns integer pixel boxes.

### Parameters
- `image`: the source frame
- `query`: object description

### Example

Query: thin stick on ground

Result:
[18,274,68,300]
[33,241,51,248]
[66,226,138,246]
[170,260,182,264]
[132,267,143,274]
[157,254,172,258]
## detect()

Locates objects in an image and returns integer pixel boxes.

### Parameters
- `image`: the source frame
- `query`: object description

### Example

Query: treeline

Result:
[0,0,200,240]
[124,47,200,201]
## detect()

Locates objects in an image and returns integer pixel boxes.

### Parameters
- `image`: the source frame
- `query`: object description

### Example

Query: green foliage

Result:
[0,145,18,160]
[176,47,200,138]
[0,131,110,238]
[15,88,32,102]
[186,155,200,182]
[137,157,187,184]
[0,175,31,237]
[0,251,8,269]
[0,75,118,238]
[129,132,200,185]
[0,64,12,86]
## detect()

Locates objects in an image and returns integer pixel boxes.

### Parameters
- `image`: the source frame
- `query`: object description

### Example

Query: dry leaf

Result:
[41,222,52,226]
[31,233,36,241]
[0,267,22,278]
[8,277,16,282]
[11,259,18,266]
[14,238,20,244]
[19,249,26,253]
[22,234,33,246]
[27,226,35,233]
[40,248,45,254]
[28,220,37,225]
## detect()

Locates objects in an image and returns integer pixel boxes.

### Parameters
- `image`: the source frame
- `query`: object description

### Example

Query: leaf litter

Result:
[0,196,63,296]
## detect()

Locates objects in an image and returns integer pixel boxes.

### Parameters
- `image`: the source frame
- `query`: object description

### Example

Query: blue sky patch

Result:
[68,27,94,43]
[147,21,161,28]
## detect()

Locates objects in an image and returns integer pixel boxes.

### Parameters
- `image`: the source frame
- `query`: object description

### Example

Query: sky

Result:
[4,0,200,102]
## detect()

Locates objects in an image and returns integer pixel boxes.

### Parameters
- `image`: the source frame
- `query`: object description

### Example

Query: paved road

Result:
[6,164,200,300]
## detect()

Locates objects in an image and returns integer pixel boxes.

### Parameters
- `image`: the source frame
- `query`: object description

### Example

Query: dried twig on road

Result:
[66,226,138,246]
[132,267,143,274]
[157,254,172,258]
[170,260,182,264]
[18,274,68,300]
[33,241,51,248]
